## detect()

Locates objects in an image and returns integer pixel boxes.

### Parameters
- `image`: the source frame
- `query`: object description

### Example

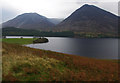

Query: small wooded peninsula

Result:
[33,37,49,43]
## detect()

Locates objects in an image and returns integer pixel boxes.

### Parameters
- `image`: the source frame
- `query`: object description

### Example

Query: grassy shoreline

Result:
[2,42,119,81]
[2,38,34,45]
[2,37,119,45]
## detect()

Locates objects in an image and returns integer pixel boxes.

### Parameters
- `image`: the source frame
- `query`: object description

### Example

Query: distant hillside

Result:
[56,4,119,37]
[2,27,74,37]
[48,18,64,25]
[2,4,119,38]
[2,13,55,30]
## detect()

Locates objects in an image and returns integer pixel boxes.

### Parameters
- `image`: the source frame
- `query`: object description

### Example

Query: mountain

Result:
[56,4,118,37]
[48,18,64,25]
[2,13,55,30]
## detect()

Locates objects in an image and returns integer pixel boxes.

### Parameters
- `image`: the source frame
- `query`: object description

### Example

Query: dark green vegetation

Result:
[2,42,119,81]
[2,27,74,37]
[2,27,119,38]
[74,32,118,38]
[33,38,49,43]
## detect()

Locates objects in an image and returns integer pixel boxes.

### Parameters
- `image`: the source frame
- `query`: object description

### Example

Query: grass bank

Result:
[2,38,34,45]
[2,42,119,81]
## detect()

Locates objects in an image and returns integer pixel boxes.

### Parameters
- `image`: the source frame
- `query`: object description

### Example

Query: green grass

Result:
[3,54,65,81]
[2,38,34,45]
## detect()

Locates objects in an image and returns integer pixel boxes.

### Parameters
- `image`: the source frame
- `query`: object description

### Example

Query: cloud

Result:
[0,0,119,23]
[2,7,18,22]
[1,3,21,23]
[76,0,98,4]
[0,7,2,25]
[76,0,119,3]
[118,1,120,16]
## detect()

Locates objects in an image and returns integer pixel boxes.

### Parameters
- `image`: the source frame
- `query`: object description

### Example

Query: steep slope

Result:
[56,4,118,35]
[2,13,55,30]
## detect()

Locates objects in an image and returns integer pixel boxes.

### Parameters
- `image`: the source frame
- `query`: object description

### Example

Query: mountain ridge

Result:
[2,4,119,37]
[2,13,55,30]
[56,4,118,36]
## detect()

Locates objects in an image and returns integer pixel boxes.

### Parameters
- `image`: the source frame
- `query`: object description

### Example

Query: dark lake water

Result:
[24,37,119,59]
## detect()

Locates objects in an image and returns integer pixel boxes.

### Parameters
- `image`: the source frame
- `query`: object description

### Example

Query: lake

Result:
[6,36,119,59]
[24,37,118,59]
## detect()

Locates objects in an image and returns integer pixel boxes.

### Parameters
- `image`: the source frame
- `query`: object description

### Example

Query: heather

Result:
[2,42,119,81]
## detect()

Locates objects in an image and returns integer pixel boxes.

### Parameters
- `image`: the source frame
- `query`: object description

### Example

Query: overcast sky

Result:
[0,0,119,23]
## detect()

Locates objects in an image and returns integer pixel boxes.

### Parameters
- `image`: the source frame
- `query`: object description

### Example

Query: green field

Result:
[2,38,34,45]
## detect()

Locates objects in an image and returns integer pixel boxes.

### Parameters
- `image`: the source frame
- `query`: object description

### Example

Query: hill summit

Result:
[57,4,118,36]
[2,13,55,30]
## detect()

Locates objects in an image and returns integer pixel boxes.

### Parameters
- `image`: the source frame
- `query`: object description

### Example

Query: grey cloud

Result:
[76,0,98,4]
[2,7,20,23]
[1,0,119,23]
[118,1,120,16]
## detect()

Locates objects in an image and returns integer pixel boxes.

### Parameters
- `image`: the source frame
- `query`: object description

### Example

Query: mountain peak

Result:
[57,4,118,34]
[2,13,55,30]
[82,4,93,7]
[19,13,44,17]
[83,4,90,6]
[80,4,96,9]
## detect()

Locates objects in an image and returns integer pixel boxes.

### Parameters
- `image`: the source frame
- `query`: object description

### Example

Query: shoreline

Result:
[2,40,119,60]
